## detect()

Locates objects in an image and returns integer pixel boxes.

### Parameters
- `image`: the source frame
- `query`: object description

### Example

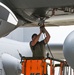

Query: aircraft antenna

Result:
[17,50,22,58]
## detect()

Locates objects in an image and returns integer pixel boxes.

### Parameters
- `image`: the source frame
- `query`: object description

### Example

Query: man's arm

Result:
[43,28,50,44]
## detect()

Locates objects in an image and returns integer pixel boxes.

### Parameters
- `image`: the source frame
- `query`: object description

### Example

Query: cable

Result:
[46,43,54,58]
[43,33,54,58]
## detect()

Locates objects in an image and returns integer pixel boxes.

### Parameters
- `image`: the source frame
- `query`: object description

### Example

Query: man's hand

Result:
[40,26,45,33]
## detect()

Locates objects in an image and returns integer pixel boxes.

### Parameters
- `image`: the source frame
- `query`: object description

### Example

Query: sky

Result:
[46,25,74,44]
[6,25,74,44]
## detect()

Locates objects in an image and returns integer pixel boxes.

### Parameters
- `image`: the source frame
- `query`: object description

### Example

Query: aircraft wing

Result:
[2,0,74,26]
[0,0,74,37]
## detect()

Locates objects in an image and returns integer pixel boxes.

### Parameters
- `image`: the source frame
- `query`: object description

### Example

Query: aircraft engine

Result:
[0,2,18,37]
[63,30,74,69]
[1,53,21,75]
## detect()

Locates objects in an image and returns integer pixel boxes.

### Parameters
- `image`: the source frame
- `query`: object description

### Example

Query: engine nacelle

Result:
[1,53,21,75]
[63,30,74,69]
[0,2,18,37]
